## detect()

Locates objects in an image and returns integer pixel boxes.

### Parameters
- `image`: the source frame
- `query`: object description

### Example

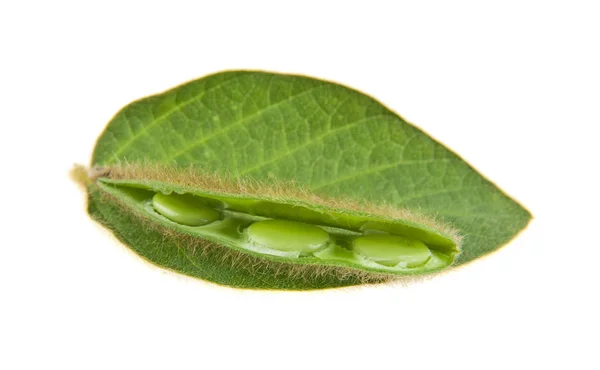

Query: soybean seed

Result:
[353,234,431,267]
[152,192,220,226]
[246,219,330,253]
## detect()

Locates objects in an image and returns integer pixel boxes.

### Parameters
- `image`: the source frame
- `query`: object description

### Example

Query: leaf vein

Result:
[396,185,484,204]
[312,158,450,190]
[168,85,327,161]
[110,75,243,161]
[237,114,389,176]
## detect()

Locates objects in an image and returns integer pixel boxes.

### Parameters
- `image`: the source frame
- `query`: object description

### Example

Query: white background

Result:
[1,1,599,369]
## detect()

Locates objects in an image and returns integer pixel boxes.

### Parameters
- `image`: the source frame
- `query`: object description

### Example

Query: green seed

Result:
[246,220,330,253]
[152,192,220,226]
[353,234,431,267]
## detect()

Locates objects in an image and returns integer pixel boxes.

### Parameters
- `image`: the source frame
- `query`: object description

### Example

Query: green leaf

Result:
[82,70,531,290]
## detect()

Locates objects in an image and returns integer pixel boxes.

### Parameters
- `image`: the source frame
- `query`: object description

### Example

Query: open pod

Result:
[80,164,461,289]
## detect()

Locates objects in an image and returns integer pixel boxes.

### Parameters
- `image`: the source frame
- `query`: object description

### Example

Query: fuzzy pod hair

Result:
[74,163,462,290]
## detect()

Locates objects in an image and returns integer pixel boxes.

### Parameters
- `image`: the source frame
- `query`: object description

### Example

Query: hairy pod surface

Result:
[77,70,531,290]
